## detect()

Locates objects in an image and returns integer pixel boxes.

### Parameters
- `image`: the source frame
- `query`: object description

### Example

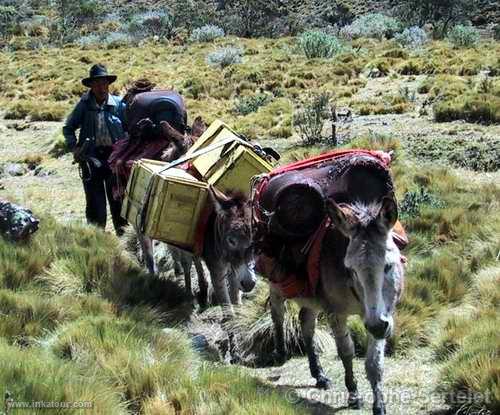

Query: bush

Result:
[394,0,479,38]
[102,31,133,48]
[494,24,500,41]
[293,92,335,145]
[234,93,272,115]
[434,94,500,125]
[53,0,107,28]
[340,13,401,40]
[394,26,429,48]
[298,30,345,58]
[76,34,100,48]
[206,46,243,68]
[127,10,176,40]
[400,187,445,218]
[189,24,224,42]
[447,24,480,48]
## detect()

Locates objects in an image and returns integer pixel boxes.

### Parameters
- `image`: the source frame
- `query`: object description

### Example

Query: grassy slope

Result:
[0,35,499,414]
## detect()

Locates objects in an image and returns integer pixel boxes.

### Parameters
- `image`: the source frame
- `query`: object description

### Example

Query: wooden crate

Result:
[186,119,273,195]
[207,144,273,195]
[121,159,208,250]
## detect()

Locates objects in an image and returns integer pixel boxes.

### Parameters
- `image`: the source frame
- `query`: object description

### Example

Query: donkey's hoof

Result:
[348,393,363,409]
[316,376,332,390]
[372,403,385,415]
[270,350,289,366]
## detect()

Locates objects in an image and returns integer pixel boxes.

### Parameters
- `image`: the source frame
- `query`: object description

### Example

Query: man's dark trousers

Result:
[81,148,127,235]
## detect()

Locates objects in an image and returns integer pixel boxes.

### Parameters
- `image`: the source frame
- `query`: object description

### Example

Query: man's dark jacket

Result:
[62,92,126,156]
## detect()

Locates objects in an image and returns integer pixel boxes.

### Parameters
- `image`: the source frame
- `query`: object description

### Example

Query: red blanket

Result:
[108,137,171,200]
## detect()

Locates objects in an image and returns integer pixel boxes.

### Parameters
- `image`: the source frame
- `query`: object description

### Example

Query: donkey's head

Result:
[209,187,256,293]
[327,196,400,339]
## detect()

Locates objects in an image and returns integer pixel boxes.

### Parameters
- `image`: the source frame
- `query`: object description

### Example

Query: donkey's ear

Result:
[378,195,398,230]
[208,185,229,215]
[326,199,355,237]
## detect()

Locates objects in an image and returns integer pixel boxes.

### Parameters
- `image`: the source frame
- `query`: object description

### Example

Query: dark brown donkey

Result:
[255,156,406,415]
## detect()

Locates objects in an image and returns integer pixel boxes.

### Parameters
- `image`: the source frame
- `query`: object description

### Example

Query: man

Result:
[63,64,128,235]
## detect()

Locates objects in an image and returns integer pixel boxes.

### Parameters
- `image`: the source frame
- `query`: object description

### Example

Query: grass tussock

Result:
[0,213,311,412]
[433,266,500,414]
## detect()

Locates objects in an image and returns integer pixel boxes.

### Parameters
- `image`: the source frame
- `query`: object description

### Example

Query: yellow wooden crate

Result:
[186,119,273,195]
[207,144,273,195]
[121,159,208,250]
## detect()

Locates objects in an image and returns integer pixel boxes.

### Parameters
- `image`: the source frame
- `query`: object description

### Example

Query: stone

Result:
[0,199,39,241]
[4,163,27,177]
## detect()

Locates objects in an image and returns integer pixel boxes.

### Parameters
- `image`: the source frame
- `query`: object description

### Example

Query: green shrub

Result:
[400,187,445,218]
[298,31,345,59]
[447,24,480,48]
[206,46,243,68]
[293,92,335,145]
[127,10,176,40]
[434,94,500,125]
[494,24,500,41]
[394,26,429,49]
[189,24,224,42]
[340,13,401,40]
[234,93,272,115]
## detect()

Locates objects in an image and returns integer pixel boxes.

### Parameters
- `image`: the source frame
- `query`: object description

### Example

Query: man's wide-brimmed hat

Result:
[82,64,117,87]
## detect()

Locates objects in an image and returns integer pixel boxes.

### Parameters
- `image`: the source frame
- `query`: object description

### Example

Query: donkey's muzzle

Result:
[365,316,392,340]
[240,278,256,293]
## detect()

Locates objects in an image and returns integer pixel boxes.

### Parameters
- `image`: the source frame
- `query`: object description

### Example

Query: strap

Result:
[155,135,253,175]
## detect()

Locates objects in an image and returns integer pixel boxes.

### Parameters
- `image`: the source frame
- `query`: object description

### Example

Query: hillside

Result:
[0,5,499,415]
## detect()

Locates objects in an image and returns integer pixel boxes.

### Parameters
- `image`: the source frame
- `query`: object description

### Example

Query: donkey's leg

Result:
[365,335,386,415]
[210,265,231,309]
[138,233,157,276]
[329,314,362,409]
[228,270,242,305]
[270,288,288,364]
[169,246,183,277]
[300,307,331,389]
[194,257,208,308]
[180,254,193,297]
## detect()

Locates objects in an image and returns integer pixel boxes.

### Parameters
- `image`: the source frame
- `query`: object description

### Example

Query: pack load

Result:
[126,90,187,138]
[109,90,194,200]
[121,120,277,252]
[251,149,408,298]
[121,160,209,252]
[185,120,275,195]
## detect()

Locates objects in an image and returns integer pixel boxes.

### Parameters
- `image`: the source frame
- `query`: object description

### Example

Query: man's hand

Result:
[72,146,84,163]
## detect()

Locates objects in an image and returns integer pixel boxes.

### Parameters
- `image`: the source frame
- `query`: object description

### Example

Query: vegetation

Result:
[298,30,345,58]
[0,2,499,413]
[190,24,225,43]
[447,24,481,48]
[0,217,310,414]
[206,46,244,68]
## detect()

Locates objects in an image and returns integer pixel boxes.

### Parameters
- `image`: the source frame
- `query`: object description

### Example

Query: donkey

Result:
[267,196,404,415]
[139,188,257,309]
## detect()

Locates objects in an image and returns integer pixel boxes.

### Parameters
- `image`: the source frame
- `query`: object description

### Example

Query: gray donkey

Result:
[136,119,256,307]
[139,188,256,309]
[267,196,405,415]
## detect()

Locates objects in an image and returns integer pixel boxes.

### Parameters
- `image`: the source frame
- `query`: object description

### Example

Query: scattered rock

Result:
[3,163,27,177]
[7,122,30,131]
[33,165,56,177]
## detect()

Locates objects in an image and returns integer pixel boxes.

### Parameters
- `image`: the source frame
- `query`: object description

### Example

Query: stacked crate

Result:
[121,120,274,251]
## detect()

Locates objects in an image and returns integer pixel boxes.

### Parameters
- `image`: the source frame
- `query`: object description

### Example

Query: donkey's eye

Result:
[227,236,238,248]
[384,264,392,274]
